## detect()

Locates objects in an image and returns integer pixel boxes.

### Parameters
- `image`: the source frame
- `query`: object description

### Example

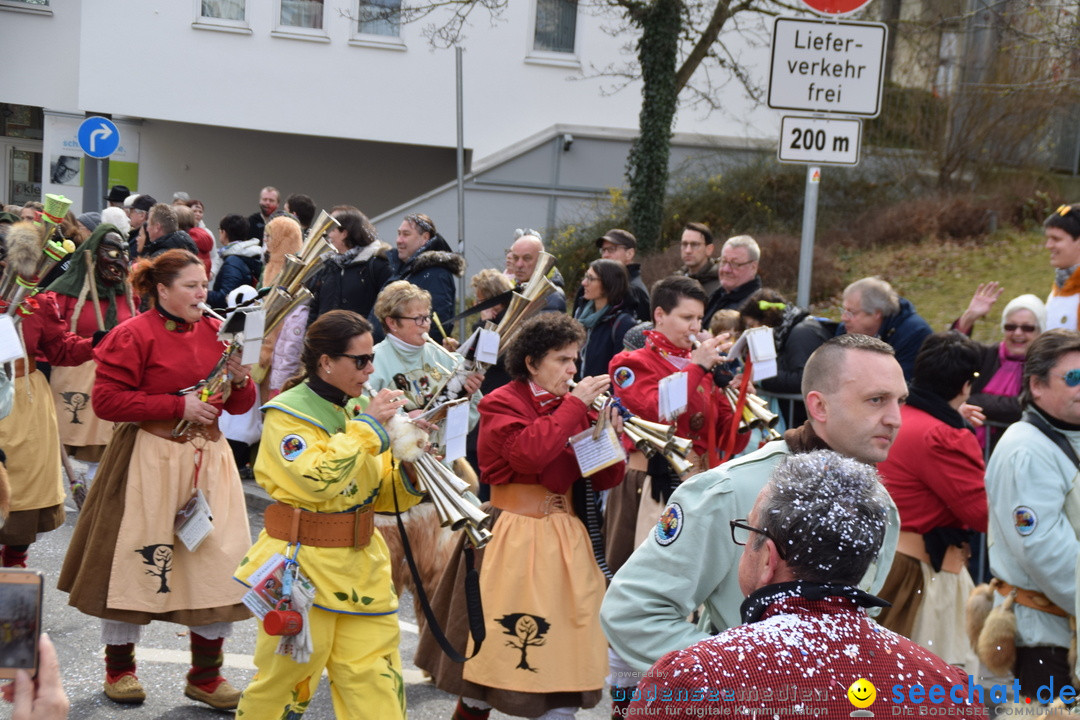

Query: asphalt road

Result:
[13,477,614,719]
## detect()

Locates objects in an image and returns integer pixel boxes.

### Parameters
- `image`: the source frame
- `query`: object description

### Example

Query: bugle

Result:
[568,381,695,476]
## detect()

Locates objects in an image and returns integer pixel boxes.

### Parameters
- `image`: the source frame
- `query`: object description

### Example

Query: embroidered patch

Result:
[613,366,635,388]
[280,434,306,461]
[655,502,684,546]
[1013,506,1037,536]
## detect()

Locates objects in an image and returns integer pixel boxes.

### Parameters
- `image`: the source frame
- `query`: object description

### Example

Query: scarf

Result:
[1056,265,1080,289]
[739,581,890,624]
[574,300,608,330]
[644,330,692,371]
[905,385,971,432]
[526,379,561,411]
[975,342,1025,447]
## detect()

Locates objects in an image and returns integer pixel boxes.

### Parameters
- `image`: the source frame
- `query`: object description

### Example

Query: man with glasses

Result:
[675,222,719,297]
[601,333,904,715]
[703,235,762,327]
[840,276,932,381]
[985,329,1080,701]
[629,451,976,718]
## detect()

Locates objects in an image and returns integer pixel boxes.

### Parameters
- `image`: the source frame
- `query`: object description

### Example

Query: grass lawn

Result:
[817,228,1050,344]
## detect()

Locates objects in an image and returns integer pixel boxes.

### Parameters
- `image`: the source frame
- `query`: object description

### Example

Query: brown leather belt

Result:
[138,418,222,443]
[995,579,1069,617]
[264,502,374,549]
[490,483,571,518]
[896,530,969,574]
[13,357,36,378]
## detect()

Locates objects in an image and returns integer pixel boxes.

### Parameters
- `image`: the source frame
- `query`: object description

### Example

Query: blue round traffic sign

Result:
[77,117,121,159]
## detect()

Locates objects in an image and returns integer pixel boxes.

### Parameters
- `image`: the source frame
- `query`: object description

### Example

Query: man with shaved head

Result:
[601,334,907,716]
[506,229,566,313]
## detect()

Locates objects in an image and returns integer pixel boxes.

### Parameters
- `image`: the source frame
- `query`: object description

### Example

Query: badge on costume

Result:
[613,366,635,388]
[280,434,306,461]
[654,502,684,546]
[1013,506,1037,536]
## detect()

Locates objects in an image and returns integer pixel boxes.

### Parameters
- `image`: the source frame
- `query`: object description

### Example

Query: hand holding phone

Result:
[0,570,42,680]
[5,634,69,720]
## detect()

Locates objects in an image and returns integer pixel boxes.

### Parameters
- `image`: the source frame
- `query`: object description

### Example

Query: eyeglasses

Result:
[1052,368,1080,387]
[719,258,755,269]
[841,307,866,319]
[729,519,785,559]
[583,274,599,283]
[1003,323,1038,333]
[392,314,432,326]
[336,352,376,369]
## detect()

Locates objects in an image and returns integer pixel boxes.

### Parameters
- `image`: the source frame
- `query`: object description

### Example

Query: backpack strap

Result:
[1022,410,1080,469]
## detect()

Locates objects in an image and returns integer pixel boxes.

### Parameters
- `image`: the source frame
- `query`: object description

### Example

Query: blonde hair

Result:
[373,280,431,331]
[709,309,742,337]
[470,268,513,302]
[263,215,303,286]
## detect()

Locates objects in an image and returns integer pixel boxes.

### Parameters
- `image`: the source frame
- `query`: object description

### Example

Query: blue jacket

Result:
[577,303,636,379]
[838,297,932,381]
[207,239,263,309]
[387,234,464,342]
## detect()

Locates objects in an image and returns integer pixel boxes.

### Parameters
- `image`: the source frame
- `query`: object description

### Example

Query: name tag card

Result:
[658,372,688,421]
[0,316,25,363]
[476,329,500,365]
[571,425,624,477]
[442,401,470,462]
[174,489,214,552]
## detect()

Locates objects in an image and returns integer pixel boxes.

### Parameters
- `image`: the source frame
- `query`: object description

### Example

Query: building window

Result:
[357,0,400,37]
[281,0,323,29]
[201,0,244,21]
[534,0,576,54]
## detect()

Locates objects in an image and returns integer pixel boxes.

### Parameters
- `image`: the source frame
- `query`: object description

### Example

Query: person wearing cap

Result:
[104,185,130,208]
[596,229,650,322]
[675,222,719,297]
[703,235,763,327]
[1042,203,1080,330]
[126,194,156,256]
[951,282,1047,451]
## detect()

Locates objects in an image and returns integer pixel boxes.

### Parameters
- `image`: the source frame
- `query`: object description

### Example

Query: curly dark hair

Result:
[504,313,585,381]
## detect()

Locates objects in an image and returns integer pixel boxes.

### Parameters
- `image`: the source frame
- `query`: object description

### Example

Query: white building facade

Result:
[1,0,782,272]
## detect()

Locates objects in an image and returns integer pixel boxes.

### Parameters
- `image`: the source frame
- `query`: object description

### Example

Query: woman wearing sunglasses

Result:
[234,309,423,719]
[953,283,1046,451]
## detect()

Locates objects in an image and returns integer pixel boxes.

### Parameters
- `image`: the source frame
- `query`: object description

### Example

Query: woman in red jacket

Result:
[416,312,625,720]
[59,249,256,710]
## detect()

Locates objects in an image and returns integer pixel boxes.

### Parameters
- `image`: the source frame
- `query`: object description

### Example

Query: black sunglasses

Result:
[1002,323,1037,333]
[337,352,375,369]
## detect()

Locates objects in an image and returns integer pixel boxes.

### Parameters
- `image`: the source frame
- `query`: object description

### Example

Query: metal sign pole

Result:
[455,46,467,341]
[796,166,820,309]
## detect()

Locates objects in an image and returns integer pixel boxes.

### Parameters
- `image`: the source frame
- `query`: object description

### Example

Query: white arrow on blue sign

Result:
[77,117,121,159]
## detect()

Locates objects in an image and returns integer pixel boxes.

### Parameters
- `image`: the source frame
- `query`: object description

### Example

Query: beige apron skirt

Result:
[414,507,604,717]
[50,360,114,448]
[0,370,65,545]
[462,510,608,694]
[58,423,252,625]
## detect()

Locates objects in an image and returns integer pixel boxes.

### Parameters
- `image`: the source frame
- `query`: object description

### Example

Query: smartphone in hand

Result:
[0,569,43,679]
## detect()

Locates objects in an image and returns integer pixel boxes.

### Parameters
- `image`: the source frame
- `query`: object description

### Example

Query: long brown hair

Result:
[282,309,373,392]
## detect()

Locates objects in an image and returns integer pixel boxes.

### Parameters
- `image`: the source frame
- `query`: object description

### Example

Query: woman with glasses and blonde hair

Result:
[234,309,423,719]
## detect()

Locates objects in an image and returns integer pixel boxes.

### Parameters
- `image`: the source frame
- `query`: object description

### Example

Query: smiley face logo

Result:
[847,678,876,709]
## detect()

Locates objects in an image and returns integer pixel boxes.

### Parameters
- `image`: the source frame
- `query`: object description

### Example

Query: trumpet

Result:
[260,210,338,336]
[173,334,243,438]
[494,251,558,356]
[568,380,695,476]
[0,196,75,320]
[724,387,782,441]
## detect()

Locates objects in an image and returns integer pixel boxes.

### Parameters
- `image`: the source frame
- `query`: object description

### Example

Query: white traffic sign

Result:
[768,17,887,117]
[778,115,862,165]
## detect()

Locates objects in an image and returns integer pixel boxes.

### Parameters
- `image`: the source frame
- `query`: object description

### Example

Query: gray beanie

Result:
[1001,294,1047,333]
[77,211,101,233]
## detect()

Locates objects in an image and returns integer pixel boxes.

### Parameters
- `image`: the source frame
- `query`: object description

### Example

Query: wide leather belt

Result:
[995,579,1069,618]
[138,418,221,443]
[490,483,571,518]
[264,502,374,549]
[896,530,968,574]
[13,357,36,378]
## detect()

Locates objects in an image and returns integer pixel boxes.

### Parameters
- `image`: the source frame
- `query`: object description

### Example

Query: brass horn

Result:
[411,453,492,548]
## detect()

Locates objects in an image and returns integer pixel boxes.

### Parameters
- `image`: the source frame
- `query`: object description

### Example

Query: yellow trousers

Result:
[236,607,405,719]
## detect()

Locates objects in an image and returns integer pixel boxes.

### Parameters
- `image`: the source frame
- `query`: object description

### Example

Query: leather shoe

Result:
[103,673,146,704]
[184,679,242,710]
